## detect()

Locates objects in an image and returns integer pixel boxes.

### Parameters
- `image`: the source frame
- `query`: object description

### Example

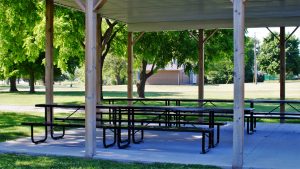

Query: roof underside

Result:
[55,0,300,32]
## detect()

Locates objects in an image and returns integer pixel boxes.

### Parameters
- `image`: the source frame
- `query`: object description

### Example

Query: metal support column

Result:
[232,0,245,168]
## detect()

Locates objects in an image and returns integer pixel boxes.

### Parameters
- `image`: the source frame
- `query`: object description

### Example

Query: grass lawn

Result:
[0,112,45,142]
[0,154,220,169]
[0,111,86,142]
[0,82,299,106]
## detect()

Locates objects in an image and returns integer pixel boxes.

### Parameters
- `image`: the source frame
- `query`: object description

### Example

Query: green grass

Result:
[0,154,220,169]
[0,82,299,106]
[0,112,45,142]
[0,112,78,142]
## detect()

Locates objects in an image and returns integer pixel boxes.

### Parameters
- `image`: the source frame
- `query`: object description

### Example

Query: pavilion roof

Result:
[55,0,300,32]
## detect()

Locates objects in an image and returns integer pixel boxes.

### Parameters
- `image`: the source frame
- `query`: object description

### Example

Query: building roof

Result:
[55,0,300,32]
[146,63,184,71]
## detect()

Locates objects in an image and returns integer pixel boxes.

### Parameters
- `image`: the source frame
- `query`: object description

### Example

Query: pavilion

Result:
[42,0,300,168]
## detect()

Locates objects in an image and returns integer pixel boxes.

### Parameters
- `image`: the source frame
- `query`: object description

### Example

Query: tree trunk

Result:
[115,73,122,85]
[136,60,155,98]
[9,76,18,92]
[137,77,146,98]
[29,70,35,93]
[97,20,121,101]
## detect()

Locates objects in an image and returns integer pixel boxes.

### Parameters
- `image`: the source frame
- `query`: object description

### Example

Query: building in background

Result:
[144,64,196,85]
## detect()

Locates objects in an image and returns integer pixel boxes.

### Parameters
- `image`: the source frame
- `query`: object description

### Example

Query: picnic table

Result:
[105,98,300,130]
[22,104,254,153]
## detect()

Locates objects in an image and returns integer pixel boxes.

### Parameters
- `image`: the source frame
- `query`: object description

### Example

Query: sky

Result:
[247,27,300,43]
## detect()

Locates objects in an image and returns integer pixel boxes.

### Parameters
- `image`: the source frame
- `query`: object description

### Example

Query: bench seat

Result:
[22,121,214,154]
[55,117,225,144]
[101,123,214,153]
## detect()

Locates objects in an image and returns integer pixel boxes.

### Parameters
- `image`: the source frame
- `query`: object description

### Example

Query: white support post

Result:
[232,0,245,168]
[85,0,97,158]
[45,0,54,126]
[127,32,134,104]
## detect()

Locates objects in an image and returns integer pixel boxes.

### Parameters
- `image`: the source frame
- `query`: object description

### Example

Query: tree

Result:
[97,18,125,99]
[0,0,41,92]
[103,54,127,85]
[21,3,86,92]
[26,4,85,77]
[1,0,124,95]
[112,30,249,96]
[181,30,255,84]
[132,31,198,98]
[19,53,44,93]
[206,57,234,84]
[258,33,300,76]
[245,36,257,83]
[181,30,234,84]
[0,1,85,92]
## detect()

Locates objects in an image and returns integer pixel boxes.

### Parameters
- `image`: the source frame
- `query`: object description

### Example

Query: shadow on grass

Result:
[0,112,44,142]
[0,91,180,98]
[0,131,28,142]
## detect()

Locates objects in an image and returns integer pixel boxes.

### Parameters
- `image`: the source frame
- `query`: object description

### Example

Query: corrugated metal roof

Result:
[55,0,300,31]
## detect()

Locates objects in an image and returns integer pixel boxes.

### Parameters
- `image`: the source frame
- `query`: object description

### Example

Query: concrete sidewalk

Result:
[0,123,299,169]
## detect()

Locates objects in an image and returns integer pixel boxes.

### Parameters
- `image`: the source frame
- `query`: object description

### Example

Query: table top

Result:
[104,98,300,104]
[35,104,254,113]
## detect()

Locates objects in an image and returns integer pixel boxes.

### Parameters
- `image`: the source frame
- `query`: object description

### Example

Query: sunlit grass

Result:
[0,82,299,106]
[0,154,220,169]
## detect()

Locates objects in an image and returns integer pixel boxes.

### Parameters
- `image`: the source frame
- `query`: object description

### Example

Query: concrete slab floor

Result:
[0,123,299,169]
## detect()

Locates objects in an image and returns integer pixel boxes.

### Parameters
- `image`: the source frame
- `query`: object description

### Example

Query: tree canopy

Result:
[133,31,197,97]
[0,1,85,92]
[0,0,41,91]
[258,33,300,75]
